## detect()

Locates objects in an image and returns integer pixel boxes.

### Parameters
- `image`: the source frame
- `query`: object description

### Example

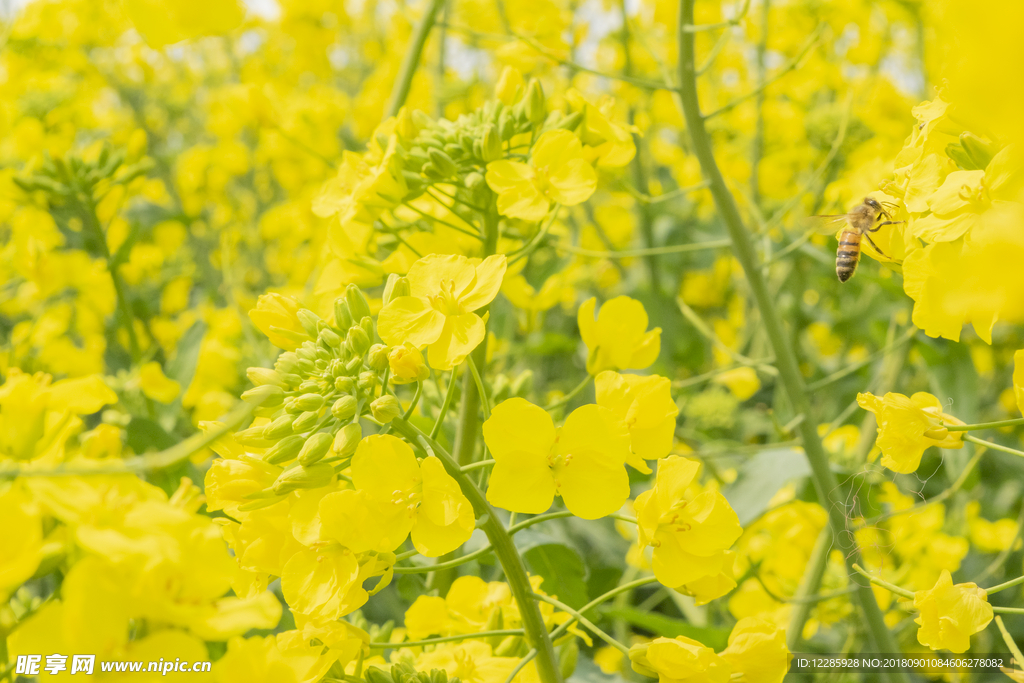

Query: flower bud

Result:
[334,297,353,329]
[360,315,374,340]
[526,79,546,125]
[345,284,372,322]
[347,325,371,356]
[263,414,294,439]
[388,343,429,384]
[960,132,999,169]
[331,395,358,421]
[412,109,433,130]
[233,426,275,447]
[511,369,534,397]
[334,376,355,394]
[333,422,362,457]
[241,384,284,407]
[298,431,334,466]
[495,65,524,105]
[368,344,390,372]
[319,327,342,348]
[482,124,502,162]
[264,434,305,464]
[291,410,319,433]
[247,367,286,387]
[464,171,485,191]
[499,109,515,141]
[364,667,394,683]
[295,341,318,362]
[428,148,458,178]
[357,371,376,393]
[382,274,411,307]
[345,355,364,373]
[557,110,584,132]
[274,352,300,374]
[296,309,322,338]
[294,393,325,411]
[371,395,402,423]
[272,462,335,494]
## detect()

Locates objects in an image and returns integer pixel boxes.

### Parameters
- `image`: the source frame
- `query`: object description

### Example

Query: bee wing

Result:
[803,214,851,236]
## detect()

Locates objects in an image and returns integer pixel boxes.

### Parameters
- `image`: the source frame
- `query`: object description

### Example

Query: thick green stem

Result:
[786,527,831,651]
[385,0,446,119]
[390,418,562,683]
[675,1,905,674]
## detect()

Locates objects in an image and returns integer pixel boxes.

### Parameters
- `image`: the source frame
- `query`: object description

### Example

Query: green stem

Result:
[403,381,423,420]
[986,574,1024,595]
[461,459,495,472]
[543,375,593,411]
[390,418,562,683]
[532,593,629,655]
[430,368,459,439]
[785,527,831,651]
[946,417,1024,432]
[851,564,914,600]
[385,0,446,118]
[675,2,906,674]
[996,616,1024,666]
[964,434,1024,458]
[467,355,491,419]
[369,629,524,649]
[552,576,660,640]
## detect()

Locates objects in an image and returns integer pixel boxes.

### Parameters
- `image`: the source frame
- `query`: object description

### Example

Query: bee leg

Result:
[869,220,904,232]
[863,232,890,259]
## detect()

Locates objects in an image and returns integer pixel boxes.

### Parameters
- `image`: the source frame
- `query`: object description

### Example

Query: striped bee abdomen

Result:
[836,229,862,282]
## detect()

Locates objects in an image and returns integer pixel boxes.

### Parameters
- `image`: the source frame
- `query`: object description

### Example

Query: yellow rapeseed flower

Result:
[319,435,475,557]
[633,456,742,588]
[249,293,309,351]
[857,392,964,473]
[388,342,430,384]
[377,254,506,370]
[139,361,182,404]
[482,397,631,520]
[578,296,661,374]
[485,129,597,221]
[913,570,993,653]
[595,371,679,473]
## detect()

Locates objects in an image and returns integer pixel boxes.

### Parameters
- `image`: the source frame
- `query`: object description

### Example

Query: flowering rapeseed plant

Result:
[2,0,1024,680]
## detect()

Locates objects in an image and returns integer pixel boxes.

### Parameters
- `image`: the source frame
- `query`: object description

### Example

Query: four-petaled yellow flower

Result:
[377,254,507,370]
[319,435,475,557]
[595,371,678,474]
[485,129,597,221]
[633,456,742,588]
[482,397,631,520]
[578,296,661,374]
[629,618,789,683]
[857,391,964,473]
[913,570,993,653]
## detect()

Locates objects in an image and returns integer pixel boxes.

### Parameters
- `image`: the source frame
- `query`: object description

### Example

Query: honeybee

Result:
[809,197,903,282]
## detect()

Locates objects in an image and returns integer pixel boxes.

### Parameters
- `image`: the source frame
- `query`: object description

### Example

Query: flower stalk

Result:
[675,1,907,676]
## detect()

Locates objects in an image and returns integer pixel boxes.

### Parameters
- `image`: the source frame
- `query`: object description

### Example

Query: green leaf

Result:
[165,320,206,389]
[524,543,588,609]
[602,607,730,651]
[721,447,810,525]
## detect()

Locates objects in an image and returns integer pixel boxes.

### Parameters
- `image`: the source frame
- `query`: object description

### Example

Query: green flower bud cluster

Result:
[396,82,583,200]
[364,662,457,683]
[13,145,153,203]
[236,284,387,488]
[488,369,534,404]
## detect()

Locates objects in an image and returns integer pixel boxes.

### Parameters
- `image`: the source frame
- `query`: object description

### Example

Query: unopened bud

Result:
[264,434,305,464]
[263,414,294,439]
[294,393,325,411]
[334,376,355,394]
[428,148,457,178]
[296,309,322,337]
[295,342,318,362]
[331,395,358,421]
[272,462,335,494]
[382,274,411,307]
[495,65,524,105]
[388,343,429,384]
[291,410,319,433]
[358,371,376,393]
[360,315,374,340]
[364,667,395,683]
[482,124,502,162]
[960,132,999,169]
[371,395,402,423]
[234,426,275,447]
[298,432,334,466]
[320,327,342,348]
[557,110,584,132]
[274,352,300,375]
[347,325,371,356]
[368,344,389,372]
[526,79,546,125]
[334,297,353,329]
[247,367,286,387]
[241,385,284,407]
[333,422,362,457]
[345,284,372,322]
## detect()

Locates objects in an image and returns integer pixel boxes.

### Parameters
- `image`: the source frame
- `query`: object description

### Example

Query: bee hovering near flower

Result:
[808,197,904,282]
